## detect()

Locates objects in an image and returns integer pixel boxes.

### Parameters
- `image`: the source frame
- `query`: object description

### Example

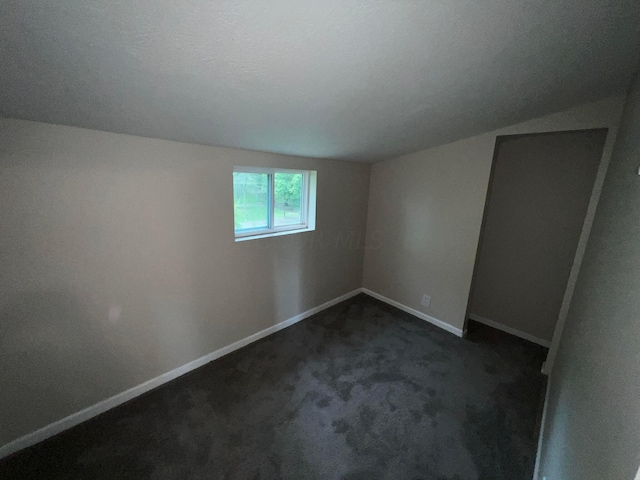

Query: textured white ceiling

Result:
[1,1,639,162]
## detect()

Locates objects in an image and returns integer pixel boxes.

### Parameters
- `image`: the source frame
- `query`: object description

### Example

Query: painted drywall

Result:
[0,119,370,447]
[362,96,624,333]
[537,71,640,480]
[1,1,639,161]
[470,130,607,342]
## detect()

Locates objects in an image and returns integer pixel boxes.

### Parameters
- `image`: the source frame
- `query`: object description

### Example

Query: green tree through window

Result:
[274,173,302,225]
[233,168,314,240]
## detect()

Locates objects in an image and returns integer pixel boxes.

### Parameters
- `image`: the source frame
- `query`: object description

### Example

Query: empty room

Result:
[1,1,639,479]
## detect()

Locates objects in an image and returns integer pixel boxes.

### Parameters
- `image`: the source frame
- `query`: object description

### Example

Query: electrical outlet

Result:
[421,294,431,307]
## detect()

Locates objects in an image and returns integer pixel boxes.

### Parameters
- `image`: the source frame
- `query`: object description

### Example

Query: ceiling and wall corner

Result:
[1,0,639,162]
[1,0,640,469]
[362,96,625,334]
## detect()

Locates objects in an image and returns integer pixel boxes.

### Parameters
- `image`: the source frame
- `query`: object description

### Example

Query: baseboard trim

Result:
[541,361,549,376]
[532,378,551,480]
[0,288,363,460]
[361,288,464,338]
[468,313,551,347]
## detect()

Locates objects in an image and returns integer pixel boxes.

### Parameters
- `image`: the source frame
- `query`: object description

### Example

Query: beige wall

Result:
[363,96,624,333]
[0,119,370,447]
[537,72,640,480]
[470,130,607,343]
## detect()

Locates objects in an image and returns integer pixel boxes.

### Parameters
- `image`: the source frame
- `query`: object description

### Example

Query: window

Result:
[233,167,316,240]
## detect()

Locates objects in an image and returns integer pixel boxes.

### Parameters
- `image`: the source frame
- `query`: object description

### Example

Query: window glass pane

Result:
[274,172,303,227]
[233,172,269,231]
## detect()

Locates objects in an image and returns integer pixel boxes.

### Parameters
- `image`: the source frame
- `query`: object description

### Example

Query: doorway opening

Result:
[465,128,608,347]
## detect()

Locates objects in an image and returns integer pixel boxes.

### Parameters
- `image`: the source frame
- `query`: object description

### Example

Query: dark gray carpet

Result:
[0,294,547,480]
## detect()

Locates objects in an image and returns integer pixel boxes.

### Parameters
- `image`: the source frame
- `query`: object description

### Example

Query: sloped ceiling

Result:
[1,1,639,162]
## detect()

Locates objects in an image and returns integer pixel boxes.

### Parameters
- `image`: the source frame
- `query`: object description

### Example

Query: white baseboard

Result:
[0,288,363,460]
[361,288,465,338]
[468,313,551,347]
[533,379,551,480]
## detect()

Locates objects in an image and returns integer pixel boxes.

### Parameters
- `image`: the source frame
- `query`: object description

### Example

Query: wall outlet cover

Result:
[421,294,431,307]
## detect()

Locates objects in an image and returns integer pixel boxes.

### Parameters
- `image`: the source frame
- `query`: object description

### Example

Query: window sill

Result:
[234,226,315,242]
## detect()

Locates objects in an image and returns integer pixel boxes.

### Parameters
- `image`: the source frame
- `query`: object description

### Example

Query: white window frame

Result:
[233,166,317,241]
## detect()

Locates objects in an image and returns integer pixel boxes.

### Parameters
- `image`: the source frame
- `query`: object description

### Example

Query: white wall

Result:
[363,96,624,333]
[537,72,640,480]
[0,119,371,448]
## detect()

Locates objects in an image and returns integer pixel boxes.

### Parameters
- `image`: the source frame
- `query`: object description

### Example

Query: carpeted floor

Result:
[0,294,547,480]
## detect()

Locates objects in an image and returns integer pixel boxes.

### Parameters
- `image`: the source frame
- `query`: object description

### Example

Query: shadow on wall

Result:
[0,289,130,445]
